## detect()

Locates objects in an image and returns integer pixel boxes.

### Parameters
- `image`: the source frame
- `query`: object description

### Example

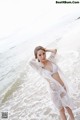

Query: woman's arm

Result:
[29,58,42,74]
[45,48,57,54]
[45,48,57,61]
[29,58,39,70]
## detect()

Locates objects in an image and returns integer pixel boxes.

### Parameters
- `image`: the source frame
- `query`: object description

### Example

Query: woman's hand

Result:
[53,49,57,54]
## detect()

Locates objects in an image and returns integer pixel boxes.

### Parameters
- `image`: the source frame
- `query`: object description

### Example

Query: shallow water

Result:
[0,43,80,120]
[0,16,80,120]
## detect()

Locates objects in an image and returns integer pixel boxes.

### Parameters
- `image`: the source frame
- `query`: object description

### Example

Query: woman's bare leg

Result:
[59,107,67,120]
[65,107,75,120]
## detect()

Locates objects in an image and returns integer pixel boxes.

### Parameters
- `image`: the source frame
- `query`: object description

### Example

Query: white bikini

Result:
[29,52,74,113]
[43,62,58,75]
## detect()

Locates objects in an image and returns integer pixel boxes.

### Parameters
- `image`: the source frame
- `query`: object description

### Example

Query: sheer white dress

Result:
[29,52,75,114]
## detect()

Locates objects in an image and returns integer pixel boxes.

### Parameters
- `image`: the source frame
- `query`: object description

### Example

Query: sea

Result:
[0,12,80,120]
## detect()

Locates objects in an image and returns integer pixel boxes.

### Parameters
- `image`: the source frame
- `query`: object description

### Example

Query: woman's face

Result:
[37,49,46,62]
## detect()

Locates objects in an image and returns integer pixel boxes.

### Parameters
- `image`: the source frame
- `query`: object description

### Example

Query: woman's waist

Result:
[46,78,60,86]
[45,77,66,91]
[48,81,66,93]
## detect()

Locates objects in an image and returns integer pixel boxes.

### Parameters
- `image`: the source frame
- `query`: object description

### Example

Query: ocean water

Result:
[0,14,80,120]
[0,13,77,94]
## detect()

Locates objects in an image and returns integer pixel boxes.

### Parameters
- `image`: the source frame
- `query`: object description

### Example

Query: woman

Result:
[29,46,75,120]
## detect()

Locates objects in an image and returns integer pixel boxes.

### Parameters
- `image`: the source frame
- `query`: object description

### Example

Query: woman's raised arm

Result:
[45,48,57,62]
[29,58,42,74]
[45,48,57,54]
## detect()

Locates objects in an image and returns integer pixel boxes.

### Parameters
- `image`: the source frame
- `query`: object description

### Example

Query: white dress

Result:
[29,52,75,114]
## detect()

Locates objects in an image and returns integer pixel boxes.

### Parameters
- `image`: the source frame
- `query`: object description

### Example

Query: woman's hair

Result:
[34,46,46,62]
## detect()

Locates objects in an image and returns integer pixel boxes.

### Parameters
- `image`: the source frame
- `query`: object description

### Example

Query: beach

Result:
[0,15,80,120]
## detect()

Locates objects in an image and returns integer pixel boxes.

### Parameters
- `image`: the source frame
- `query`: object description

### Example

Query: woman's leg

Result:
[65,107,75,120]
[59,107,67,120]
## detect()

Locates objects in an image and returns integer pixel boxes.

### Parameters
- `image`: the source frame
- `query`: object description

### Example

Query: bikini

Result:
[29,58,74,111]
[43,62,58,75]
[43,62,65,90]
